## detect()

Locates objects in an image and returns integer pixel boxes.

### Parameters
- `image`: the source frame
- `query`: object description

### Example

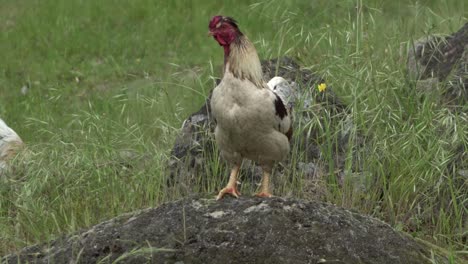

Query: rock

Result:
[169,57,362,199]
[407,22,468,106]
[2,197,444,264]
[415,77,440,94]
[406,23,468,247]
[407,35,447,80]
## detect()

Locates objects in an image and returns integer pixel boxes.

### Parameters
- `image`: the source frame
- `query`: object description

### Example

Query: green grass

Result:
[0,0,467,261]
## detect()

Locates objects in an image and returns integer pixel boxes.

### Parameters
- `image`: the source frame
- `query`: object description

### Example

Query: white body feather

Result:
[267,76,296,110]
[211,68,290,167]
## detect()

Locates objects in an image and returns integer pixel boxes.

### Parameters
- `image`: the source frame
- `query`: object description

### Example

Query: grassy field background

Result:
[0,0,467,261]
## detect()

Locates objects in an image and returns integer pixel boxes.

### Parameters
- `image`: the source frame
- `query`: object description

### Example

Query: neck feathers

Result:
[224,35,264,88]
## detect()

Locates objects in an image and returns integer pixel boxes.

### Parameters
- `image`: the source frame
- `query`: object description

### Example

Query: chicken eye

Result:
[215,22,221,28]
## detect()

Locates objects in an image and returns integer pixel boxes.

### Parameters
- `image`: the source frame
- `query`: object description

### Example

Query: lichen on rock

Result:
[2,196,444,264]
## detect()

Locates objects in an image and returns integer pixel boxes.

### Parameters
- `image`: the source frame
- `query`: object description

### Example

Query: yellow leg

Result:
[255,168,273,198]
[216,165,241,200]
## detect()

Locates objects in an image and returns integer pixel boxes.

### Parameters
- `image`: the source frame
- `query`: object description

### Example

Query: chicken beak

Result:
[208,31,214,36]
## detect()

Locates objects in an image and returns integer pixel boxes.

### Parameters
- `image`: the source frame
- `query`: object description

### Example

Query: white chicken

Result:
[208,16,292,199]
[0,118,23,173]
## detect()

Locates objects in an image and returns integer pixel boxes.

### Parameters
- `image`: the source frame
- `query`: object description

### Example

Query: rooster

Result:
[208,16,292,199]
[0,118,23,173]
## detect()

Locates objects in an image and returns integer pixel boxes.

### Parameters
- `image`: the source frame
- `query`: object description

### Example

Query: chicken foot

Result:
[255,168,273,198]
[216,164,241,200]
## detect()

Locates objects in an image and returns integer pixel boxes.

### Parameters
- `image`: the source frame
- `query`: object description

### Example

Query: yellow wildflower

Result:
[318,83,327,92]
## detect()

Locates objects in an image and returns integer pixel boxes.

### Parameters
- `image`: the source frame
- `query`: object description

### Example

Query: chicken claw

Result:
[254,168,273,198]
[255,192,272,198]
[216,186,241,200]
[216,165,241,200]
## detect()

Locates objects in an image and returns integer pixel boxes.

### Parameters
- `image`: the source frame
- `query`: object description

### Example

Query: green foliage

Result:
[0,0,466,260]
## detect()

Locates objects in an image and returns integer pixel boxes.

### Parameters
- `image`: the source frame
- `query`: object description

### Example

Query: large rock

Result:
[2,197,443,264]
[407,22,468,106]
[407,24,468,241]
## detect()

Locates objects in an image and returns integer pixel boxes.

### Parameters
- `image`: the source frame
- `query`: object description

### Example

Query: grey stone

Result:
[406,23,468,246]
[407,22,468,106]
[2,197,444,264]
